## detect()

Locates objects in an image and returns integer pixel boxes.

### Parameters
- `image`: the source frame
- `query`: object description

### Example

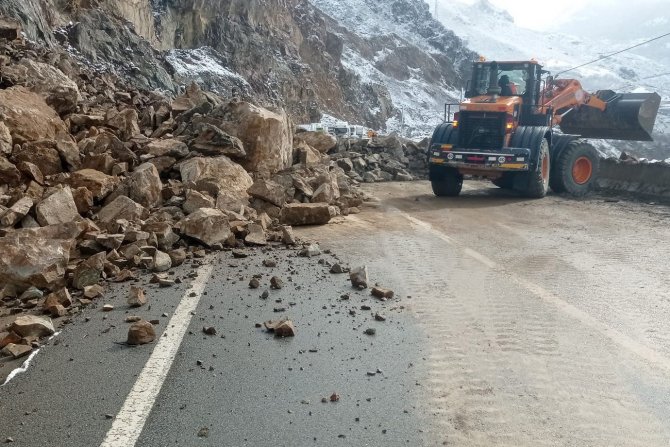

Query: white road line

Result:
[100,263,215,447]
[399,210,670,374]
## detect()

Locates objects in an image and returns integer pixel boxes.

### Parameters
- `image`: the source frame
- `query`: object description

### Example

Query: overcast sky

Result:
[453,0,669,31]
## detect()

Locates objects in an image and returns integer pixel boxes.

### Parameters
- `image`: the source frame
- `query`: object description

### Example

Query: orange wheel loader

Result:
[428,60,661,197]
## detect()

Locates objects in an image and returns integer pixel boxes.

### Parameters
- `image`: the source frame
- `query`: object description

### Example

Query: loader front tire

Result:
[431,168,463,197]
[551,140,599,196]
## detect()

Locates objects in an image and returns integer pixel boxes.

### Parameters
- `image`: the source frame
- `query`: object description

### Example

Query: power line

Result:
[555,31,670,77]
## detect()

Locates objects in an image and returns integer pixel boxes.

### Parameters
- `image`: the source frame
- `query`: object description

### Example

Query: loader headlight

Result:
[447,152,455,160]
[498,156,506,163]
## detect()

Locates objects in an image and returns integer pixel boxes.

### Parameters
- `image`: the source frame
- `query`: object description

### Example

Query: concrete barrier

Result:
[597,158,670,197]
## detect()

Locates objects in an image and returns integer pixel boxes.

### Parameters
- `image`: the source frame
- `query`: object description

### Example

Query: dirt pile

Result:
[329,134,429,183]
[0,30,364,358]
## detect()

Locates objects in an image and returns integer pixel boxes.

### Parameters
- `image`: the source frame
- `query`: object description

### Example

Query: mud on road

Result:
[301,181,670,446]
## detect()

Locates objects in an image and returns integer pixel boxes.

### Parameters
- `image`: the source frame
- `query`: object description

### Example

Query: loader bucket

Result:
[559,92,661,141]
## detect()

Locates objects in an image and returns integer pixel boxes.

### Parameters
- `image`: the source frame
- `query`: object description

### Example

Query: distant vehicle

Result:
[428,59,661,198]
[297,123,328,133]
[348,125,366,139]
[329,122,351,138]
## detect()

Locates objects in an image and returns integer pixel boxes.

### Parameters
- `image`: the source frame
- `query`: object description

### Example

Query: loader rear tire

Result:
[431,169,463,197]
[551,140,599,196]
[523,138,550,198]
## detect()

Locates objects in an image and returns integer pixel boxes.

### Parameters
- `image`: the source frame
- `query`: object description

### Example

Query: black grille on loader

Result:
[458,112,506,150]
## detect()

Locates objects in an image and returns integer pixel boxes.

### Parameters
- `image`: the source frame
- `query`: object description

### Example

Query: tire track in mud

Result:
[377,222,670,446]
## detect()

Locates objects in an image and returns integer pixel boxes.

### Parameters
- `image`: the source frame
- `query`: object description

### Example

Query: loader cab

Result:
[466,60,550,126]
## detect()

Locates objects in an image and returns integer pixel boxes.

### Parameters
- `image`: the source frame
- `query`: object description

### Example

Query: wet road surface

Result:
[2,181,670,446]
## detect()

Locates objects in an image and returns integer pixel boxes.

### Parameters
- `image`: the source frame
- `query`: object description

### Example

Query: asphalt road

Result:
[2,180,670,446]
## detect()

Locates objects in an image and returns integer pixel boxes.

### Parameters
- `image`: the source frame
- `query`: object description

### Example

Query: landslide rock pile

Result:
[329,134,429,183]
[0,28,363,357]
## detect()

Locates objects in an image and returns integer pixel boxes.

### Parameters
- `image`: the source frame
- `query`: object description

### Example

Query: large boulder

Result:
[144,139,189,158]
[0,87,70,145]
[295,142,322,166]
[0,233,77,290]
[179,156,253,199]
[192,123,246,158]
[125,163,163,209]
[0,197,34,227]
[248,179,286,207]
[107,109,140,140]
[12,140,63,176]
[294,131,337,154]
[218,102,293,176]
[2,59,80,115]
[175,208,231,247]
[97,196,149,226]
[35,186,80,226]
[172,83,210,115]
[69,169,120,200]
[11,315,55,338]
[280,203,333,226]
[72,252,106,290]
[182,190,216,215]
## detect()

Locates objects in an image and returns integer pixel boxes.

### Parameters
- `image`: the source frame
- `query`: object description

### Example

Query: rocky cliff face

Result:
[0,0,476,134]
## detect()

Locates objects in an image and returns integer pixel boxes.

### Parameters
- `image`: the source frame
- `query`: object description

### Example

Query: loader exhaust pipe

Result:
[559,91,661,141]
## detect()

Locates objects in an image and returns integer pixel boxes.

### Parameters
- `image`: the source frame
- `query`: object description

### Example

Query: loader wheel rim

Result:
[572,156,593,185]
[541,152,549,181]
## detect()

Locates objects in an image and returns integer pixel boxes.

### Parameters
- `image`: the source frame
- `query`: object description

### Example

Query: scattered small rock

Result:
[197,427,209,438]
[249,278,260,289]
[83,284,104,299]
[364,328,376,336]
[270,276,284,289]
[330,263,347,274]
[262,259,277,267]
[202,326,217,336]
[299,243,321,257]
[330,393,340,402]
[127,286,147,307]
[350,266,368,289]
[371,287,394,300]
[127,320,156,345]
[274,320,295,337]
[102,304,115,312]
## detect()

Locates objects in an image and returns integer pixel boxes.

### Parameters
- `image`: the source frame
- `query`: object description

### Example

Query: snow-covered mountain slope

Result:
[436,0,670,159]
[309,0,475,137]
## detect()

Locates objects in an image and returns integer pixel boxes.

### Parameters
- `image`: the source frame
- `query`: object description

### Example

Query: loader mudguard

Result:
[510,126,551,170]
